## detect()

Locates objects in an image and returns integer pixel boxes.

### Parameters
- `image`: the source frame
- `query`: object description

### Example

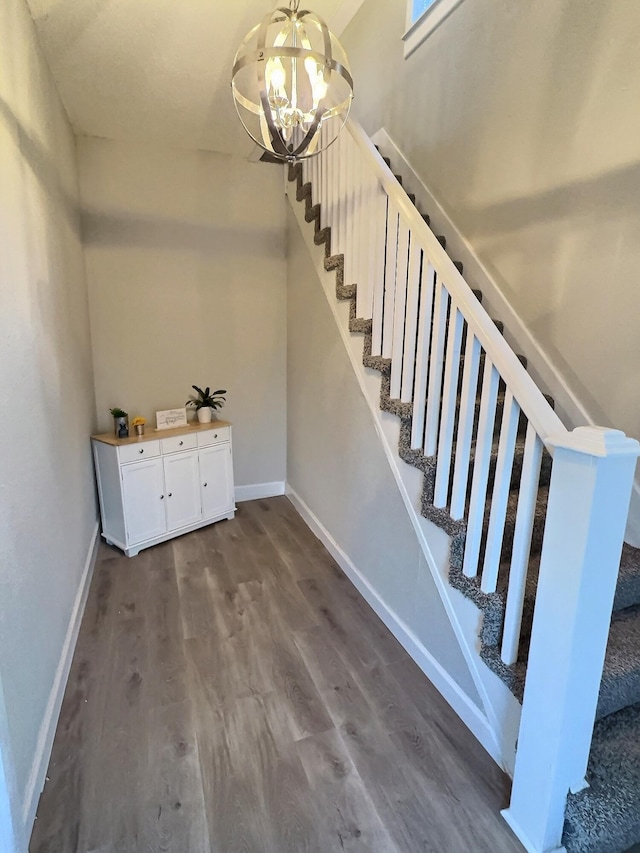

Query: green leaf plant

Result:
[185,386,227,411]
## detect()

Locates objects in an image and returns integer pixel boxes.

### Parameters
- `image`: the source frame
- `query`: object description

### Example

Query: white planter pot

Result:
[197,407,212,424]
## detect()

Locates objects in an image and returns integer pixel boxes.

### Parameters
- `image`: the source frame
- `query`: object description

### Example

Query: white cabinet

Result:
[121,458,166,544]
[200,444,234,520]
[92,422,235,557]
[163,450,201,531]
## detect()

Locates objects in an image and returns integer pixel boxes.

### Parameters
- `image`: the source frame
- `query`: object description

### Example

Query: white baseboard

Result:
[285,484,501,765]
[234,481,286,502]
[22,522,100,835]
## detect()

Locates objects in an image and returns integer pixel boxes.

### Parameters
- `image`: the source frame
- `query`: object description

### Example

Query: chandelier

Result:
[231,0,354,162]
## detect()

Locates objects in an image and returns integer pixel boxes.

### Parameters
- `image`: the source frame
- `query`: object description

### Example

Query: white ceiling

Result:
[26,0,357,156]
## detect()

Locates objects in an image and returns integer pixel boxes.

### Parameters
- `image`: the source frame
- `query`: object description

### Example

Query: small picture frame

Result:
[155,407,188,431]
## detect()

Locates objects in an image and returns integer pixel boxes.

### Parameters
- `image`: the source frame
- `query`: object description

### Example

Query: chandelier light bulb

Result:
[269,60,286,92]
[231,0,354,162]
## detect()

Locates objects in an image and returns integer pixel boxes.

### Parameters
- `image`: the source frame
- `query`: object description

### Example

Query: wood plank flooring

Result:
[30,497,524,853]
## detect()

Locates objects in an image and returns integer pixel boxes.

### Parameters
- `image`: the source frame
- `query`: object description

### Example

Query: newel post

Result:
[502,426,640,853]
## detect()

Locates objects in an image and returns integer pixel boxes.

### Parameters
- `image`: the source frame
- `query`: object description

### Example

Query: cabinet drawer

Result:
[198,426,230,447]
[119,440,161,464]
[161,433,198,455]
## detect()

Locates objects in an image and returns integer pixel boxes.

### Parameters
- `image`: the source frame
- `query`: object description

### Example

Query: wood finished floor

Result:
[30,497,524,853]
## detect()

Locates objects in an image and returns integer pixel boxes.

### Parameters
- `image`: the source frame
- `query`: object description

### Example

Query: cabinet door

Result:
[200,444,234,520]
[163,450,202,532]
[121,458,166,545]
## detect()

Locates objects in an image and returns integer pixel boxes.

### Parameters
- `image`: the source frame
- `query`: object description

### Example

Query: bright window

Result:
[404,0,466,58]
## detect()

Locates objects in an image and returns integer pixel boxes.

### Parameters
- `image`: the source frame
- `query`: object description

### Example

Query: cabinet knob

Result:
[179,440,184,446]
[203,482,208,487]
[168,492,173,497]
[214,433,218,438]
[160,495,164,500]
[139,449,144,454]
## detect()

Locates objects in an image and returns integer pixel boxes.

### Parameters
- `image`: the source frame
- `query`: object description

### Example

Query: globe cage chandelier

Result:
[231,0,354,163]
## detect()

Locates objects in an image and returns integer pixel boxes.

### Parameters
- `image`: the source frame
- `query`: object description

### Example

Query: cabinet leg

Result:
[125,548,140,558]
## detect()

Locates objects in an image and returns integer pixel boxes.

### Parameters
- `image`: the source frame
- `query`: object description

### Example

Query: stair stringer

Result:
[285,178,523,775]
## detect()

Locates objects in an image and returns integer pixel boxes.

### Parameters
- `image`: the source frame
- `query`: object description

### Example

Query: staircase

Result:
[287,120,640,853]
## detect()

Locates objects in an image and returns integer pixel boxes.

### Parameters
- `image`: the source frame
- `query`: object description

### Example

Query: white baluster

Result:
[411,260,435,449]
[501,422,543,665]
[433,303,464,507]
[344,136,355,288]
[390,217,410,400]
[310,147,318,206]
[480,390,520,593]
[423,280,450,457]
[356,171,373,320]
[334,134,343,257]
[315,128,323,212]
[382,201,399,359]
[338,133,348,259]
[353,158,367,318]
[370,190,388,355]
[400,238,421,404]
[352,145,365,303]
[450,332,482,520]
[462,357,499,577]
[327,132,337,240]
[319,126,327,230]
[317,129,324,209]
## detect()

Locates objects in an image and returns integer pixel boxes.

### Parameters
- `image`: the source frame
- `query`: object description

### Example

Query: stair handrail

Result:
[346,119,566,446]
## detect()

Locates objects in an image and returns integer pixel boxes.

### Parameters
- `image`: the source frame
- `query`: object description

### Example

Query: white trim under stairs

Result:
[287,483,501,764]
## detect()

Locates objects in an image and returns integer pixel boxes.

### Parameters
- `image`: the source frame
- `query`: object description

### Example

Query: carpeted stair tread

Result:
[597,605,640,719]
[615,545,640,611]
[350,316,373,335]
[563,701,640,853]
[452,570,640,721]
[468,596,640,723]
[427,433,552,503]
[481,485,548,563]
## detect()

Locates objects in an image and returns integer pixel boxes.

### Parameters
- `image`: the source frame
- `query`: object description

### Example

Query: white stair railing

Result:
[298,118,640,853]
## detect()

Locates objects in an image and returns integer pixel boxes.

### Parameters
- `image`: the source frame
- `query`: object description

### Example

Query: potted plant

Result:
[109,407,129,437]
[185,385,226,424]
[131,416,146,437]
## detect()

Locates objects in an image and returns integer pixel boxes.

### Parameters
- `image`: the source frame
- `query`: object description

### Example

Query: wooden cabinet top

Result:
[92,420,232,447]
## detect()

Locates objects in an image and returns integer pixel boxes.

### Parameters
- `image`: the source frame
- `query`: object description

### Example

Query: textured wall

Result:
[342,0,640,445]
[0,0,97,834]
[286,205,480,703]
[78,139,287,490]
